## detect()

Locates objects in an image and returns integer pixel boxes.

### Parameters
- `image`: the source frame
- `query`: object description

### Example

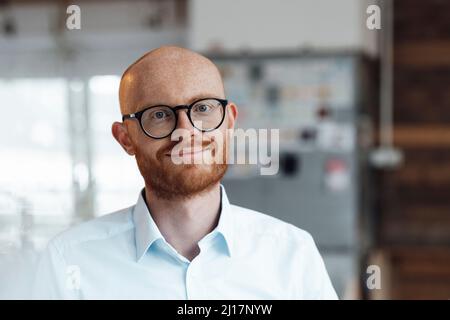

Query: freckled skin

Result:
[119,46,225,115]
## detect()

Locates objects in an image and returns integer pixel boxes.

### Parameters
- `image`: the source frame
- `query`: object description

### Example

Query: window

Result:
[89,76,143,216]
[0,79,71,248]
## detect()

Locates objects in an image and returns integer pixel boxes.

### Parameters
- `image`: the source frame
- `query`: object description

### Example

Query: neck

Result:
[144,183,222,261]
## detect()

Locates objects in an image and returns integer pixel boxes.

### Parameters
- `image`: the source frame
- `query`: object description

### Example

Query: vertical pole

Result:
[67,79,95,223]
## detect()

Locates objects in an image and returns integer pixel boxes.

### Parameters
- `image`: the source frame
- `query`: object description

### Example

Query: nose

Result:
[175,108,194,131]
[173,107,202,144]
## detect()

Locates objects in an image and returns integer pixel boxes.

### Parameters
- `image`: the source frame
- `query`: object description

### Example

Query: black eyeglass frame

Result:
[122,97,228,139]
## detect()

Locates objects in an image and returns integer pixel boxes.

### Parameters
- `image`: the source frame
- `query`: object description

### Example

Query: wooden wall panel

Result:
[393,68,450,124]
[370,0,450,299]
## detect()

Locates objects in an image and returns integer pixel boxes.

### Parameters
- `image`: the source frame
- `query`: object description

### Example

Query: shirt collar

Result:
[133,189,164,262]
[211,184,235,257]
[132,184,235,262]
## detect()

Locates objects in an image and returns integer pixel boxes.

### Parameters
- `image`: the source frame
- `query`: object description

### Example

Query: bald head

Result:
[119,46,225,115]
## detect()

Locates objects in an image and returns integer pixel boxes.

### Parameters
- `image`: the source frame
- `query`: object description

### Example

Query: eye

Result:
[193,104,212,113]
[154,111,165,119]
[151,109,171,121]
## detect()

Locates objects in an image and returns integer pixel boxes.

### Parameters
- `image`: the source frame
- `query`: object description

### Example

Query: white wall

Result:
[0,0,186,77]
[0,0,379,77]
[189,0,378,56]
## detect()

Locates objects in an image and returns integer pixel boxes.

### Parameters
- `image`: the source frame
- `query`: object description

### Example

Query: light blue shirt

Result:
[32,185,337,299]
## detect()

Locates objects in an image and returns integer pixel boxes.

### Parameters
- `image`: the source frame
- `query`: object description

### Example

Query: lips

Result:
[165,145,211,157]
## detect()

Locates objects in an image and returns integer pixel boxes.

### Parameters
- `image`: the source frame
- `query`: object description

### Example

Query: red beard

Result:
[133,138,228,200]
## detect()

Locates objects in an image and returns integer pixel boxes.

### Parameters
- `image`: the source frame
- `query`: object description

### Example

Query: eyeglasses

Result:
[122,98,228,139]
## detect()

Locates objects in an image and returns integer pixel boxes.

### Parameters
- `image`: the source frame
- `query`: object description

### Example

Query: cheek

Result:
[208,127,228,145]
[133,137,162,160]
[154,139,176,161]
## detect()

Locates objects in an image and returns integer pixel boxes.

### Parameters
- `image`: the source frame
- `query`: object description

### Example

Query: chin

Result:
[175,163,214,173]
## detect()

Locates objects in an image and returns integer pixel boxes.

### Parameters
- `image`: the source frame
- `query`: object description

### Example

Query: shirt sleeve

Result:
[31,241,79,300]
[295,232,339,300]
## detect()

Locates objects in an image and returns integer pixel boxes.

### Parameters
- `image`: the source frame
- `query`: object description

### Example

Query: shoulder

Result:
[48,206,135,254]
[230,205,337,299]
[230,204,316,248]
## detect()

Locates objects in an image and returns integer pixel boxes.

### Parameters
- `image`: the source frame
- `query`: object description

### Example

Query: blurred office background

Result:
[0,0,449,299]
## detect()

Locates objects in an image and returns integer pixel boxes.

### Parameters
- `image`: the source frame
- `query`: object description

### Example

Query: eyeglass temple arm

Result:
[122,113,136,121]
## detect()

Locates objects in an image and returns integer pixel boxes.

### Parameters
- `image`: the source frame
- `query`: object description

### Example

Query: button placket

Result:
[185,254,204,299]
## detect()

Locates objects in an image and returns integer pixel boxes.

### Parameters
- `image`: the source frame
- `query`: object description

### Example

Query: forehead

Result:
[121,58,225,113]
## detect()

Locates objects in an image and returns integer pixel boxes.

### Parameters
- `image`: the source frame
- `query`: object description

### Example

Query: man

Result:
[32,46,337,299]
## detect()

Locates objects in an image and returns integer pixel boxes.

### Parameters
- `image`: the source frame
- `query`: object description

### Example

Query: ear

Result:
[226,102,238,130]
[112,122,136,155]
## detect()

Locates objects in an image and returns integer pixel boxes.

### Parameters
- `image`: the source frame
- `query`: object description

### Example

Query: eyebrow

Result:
[135,94,224,112]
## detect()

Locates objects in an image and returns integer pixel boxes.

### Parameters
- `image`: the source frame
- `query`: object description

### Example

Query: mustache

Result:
[157,139,215,160]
